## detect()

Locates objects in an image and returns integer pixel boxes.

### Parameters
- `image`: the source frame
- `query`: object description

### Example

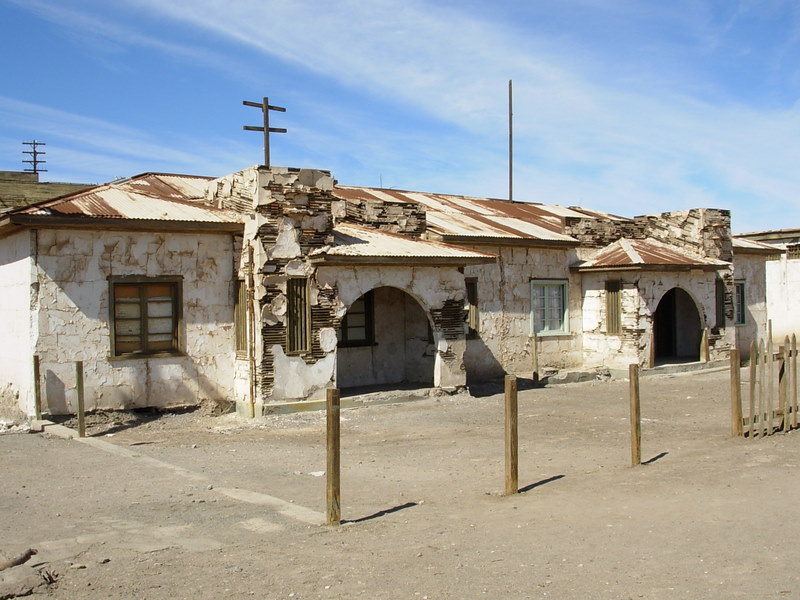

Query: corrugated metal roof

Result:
[310,223,496,263]
[576,238,727,270]
[732,237,785,253]
[14,173,242,225]
[333,186,608,243]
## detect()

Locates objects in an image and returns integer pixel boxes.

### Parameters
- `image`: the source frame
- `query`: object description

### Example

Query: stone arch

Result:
[336,285,436,390]
[652,287,703,364]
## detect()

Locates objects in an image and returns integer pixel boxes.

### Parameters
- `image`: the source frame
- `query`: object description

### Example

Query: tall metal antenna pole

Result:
[22,140,47,174]
[243,96,287,169]
[508,80,513,202]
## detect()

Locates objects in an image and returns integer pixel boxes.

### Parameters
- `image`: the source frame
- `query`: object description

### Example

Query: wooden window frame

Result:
[286,277,311,354]
[530,279,569,336]
[339,290,375,347]
[605,279,622,335]
[109,275,183,359]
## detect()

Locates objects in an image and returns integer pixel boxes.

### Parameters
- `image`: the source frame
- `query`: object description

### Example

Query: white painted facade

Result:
[764,255,800,341]
[0,228,237,416]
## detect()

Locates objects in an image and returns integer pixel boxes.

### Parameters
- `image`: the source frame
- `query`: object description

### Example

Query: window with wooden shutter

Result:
[286,278,310,354]
[605,280,621,335]
[339,291,374,347]
[234,280,247,357]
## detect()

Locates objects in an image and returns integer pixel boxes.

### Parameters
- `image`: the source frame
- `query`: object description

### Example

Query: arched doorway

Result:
[336,286,434,390]
[653,287,702,364]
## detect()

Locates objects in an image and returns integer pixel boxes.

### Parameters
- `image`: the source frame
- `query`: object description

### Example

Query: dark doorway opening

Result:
[653,287,701,364]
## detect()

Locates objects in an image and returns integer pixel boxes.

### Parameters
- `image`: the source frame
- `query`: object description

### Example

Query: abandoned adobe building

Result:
[0,164,774,418]
[737,228,800,341]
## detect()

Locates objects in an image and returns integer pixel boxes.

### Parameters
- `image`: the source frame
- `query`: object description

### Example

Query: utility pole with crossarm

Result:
[242,96,287,169]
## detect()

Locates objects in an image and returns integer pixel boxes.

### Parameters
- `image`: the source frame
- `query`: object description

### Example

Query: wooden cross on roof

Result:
[242,96,287,169]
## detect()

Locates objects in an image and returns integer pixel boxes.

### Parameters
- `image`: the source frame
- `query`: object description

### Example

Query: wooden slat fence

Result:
[733,334,798,438]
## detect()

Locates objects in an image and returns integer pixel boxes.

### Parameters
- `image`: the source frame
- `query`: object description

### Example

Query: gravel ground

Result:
[2,367,800,599]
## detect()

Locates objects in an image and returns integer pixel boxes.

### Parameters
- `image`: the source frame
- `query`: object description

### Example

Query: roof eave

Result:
[571,263,727,273]
[309,255,497,267]
[8,214,243,233]
[432,234,579,248]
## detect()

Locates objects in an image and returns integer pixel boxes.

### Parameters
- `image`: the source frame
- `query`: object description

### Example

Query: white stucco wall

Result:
[764,255,800,341]
[0,230,35,418]
[337,287,434,389]
[463,246,583,379]
[733,253,768,358]
[30,229,237,415]
[581,270,735,369]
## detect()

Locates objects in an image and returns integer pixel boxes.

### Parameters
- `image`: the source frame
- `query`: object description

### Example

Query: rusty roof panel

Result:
[578,238,727,269]
[17,174,241,224]
[333,186,598,243]
[313,223,496,261]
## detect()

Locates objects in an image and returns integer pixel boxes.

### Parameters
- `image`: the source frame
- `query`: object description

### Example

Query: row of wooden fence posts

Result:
[731,335,798,438]
[31,356,86,438]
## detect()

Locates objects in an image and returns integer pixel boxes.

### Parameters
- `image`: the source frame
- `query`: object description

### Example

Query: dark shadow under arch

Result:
[653,287,701,364]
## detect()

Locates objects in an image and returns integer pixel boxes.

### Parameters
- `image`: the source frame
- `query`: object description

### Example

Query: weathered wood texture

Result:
[739,335,798,438]
[326,388,341,525]
[629,364,641,466]
[504,375,518,495]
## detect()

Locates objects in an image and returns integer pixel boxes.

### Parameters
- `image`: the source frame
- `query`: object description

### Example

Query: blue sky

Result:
[2,0,800,233]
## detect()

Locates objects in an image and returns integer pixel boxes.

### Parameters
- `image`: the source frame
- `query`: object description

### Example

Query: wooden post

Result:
[748,341,756,438]
[757,340,767,436]
[730,349,743,437]
[780,340,789,430]
[531,332,539,384]
[629,364,641,466]
[793,334,798,430]
[75,361,85,438]
[32,355,42,421]
[504,375,518,495]
[648,331,655,369]
[700,328,710,363]
[766,337,774,436]
[326,388,341,526]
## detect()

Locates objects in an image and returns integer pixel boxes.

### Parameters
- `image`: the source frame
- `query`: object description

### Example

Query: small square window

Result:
[110,277,181,357]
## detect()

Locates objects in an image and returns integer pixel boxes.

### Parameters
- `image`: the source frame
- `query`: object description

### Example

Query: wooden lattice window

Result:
[234,280,247,357]
[110,277,181,357]
[286,278,310,354]
[734,281,746,325]
[605,280,621,335]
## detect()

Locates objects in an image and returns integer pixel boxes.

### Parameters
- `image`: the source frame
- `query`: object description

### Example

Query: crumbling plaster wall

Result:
[30,229,236,415]
[640,208,733,262]
[0,230,34,418]
[210,167,339,405]
[733,253,768,358]
[463,245,583,378]
[582,270,733,368]
[318,264,468,390]
[580,273,640,369]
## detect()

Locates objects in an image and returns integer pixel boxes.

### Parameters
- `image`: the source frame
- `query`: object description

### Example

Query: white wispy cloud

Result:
[5,0,800,231]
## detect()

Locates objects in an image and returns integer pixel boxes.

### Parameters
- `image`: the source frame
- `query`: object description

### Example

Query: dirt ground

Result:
[2,366,800,599]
